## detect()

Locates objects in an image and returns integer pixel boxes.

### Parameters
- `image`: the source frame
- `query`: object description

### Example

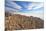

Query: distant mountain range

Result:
[5,12,44,31]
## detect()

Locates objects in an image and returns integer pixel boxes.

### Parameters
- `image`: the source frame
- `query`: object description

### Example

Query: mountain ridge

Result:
[5,14,44,31]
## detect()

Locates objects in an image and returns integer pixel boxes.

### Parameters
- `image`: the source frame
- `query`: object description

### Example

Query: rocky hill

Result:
[5,14,44,31]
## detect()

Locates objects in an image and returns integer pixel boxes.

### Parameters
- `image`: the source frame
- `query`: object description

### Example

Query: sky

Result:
[5,0,43,2]
[5,0,44,19]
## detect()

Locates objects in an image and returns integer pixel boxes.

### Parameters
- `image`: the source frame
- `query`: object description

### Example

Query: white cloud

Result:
[13,2,22,10]
[27,2,43,10]
[6,1,22,10]
[32,3,43,9]
[27,4,32,10]
[10,1,22,10]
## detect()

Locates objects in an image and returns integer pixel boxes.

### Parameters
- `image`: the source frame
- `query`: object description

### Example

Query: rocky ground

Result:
[5,14,44,31]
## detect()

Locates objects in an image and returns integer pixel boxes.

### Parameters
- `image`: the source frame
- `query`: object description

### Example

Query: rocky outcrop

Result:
[5,14,44,31]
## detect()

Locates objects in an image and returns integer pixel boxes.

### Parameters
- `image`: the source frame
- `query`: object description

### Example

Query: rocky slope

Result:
[5,14,44,31]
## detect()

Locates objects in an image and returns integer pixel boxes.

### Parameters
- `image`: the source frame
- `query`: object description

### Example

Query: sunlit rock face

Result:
[5,14,44,31]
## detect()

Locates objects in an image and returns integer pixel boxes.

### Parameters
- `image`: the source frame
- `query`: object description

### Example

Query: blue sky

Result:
[5,1,43,13]
[5,0,44,19]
